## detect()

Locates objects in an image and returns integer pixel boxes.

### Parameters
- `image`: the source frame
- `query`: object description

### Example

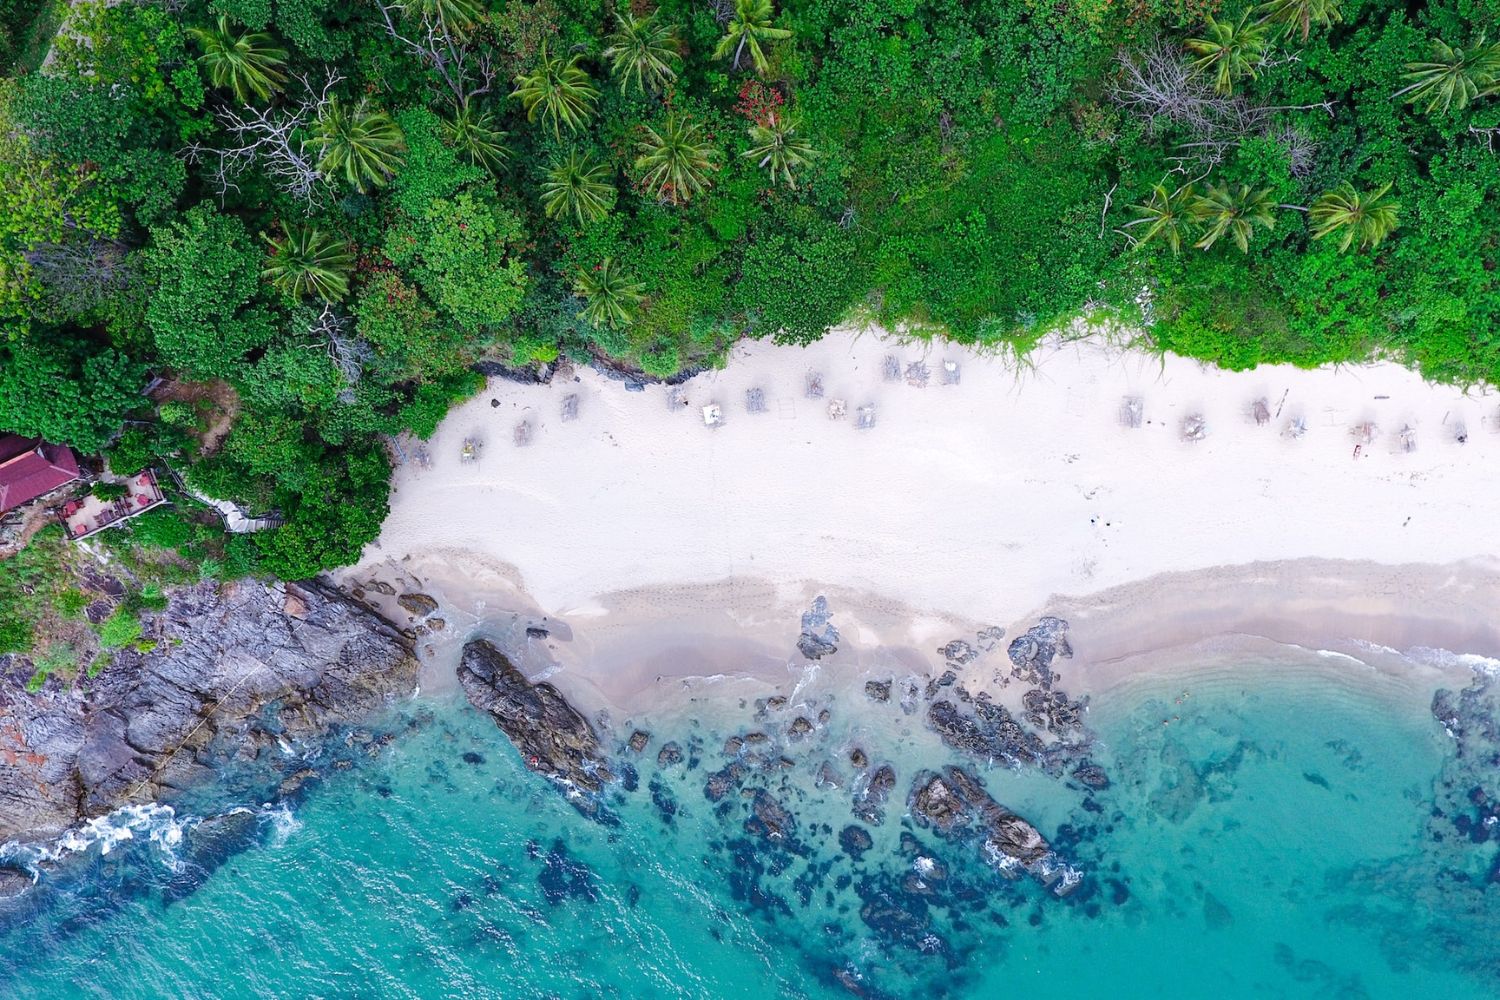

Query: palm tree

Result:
[399,0,483,39]
[636,114,720,204]
[1122,182,1198,255]
[1395,36,1500,115]
[511,41,600,137]
[541,150,616,225]
[574,258,644,330]
[1185,13,1270,96]
[1191,183,1277,252]
[713,0,792,76]
[1255,0,1341,42]
[743,112,816,188]
[262,226,354,301]
[1309,182,1400,252]
[309,97,407,193]
[187,15,288,103]
[603,11,680,95]
[442,103,510,172]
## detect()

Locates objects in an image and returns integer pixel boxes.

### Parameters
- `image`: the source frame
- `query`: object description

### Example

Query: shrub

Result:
[97,606,143,648]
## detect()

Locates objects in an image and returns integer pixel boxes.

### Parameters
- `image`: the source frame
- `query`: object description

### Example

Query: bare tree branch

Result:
[183,72,342,212]
[374,1,494,106]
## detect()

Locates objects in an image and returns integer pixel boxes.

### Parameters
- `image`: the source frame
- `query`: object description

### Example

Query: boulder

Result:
[458,639,613,819]
[397,592,439,617]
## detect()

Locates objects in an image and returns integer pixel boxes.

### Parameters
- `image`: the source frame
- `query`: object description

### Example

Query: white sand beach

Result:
[338,328,1500,710]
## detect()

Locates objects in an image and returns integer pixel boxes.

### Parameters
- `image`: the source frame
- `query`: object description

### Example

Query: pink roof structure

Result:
[0,435,80,513]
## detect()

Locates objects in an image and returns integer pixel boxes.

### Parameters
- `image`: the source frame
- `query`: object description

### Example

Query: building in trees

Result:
[0,436,81,514]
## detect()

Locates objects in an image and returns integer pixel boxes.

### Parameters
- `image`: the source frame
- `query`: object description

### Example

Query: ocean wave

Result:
[260,803,302,848]
[1403,647,1500,675]
[0,803,194,874]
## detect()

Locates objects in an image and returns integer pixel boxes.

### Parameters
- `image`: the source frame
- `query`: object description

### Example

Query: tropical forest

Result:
[2,0,1499,587]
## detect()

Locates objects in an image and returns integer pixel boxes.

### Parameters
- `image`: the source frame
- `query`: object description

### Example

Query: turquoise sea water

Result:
[3,655,1498,999]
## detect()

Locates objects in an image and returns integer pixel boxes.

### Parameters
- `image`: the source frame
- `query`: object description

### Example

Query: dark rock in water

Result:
[0,580,417,842]
[163,808,260,904]
[927,698,1052,770]
[461,752,484,765]
[840,824,874,859]
[723,735,745,756]
[0,866,33,899]
[1071,761,1110,790]
[458,640,613,820]
[1022,687,1087,738]
[649,777,677,825]
[798,596,840,659]
[396,592,439,617]
[704,763,745,802]
[818,709,831,726]
[1203,892,1234,929]
[278,768,321,798]
[856,877,944,956]
[908,767,1076,892]
[1007,617,1072,687]
[854,764,897,825]
[865,680,892,702]
[764,695,787,712]
[538,840,598,904]
[898,679,922,716]
[656,742,684,768]
[744,731,770,745]
[939,640,979,666]
[788,717,813,740]
[525,625,549,639]
[745,788,797,843]
[627,730,650,754]
[849,747,869,769]
[816,761,843,789]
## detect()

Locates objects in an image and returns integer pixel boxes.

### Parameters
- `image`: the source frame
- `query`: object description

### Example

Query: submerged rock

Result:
[627,730,651,754]
[839,824,874,859]
[457,639,614,819]
[865,680,892,702]
[854,764,897,825]
[744,788,797,843]
[656,742,684,768]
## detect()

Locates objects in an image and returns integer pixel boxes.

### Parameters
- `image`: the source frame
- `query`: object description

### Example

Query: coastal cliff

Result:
[0,580,417,843]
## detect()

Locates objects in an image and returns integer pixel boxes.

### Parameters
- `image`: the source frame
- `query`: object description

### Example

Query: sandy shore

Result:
[339,329,1500,712]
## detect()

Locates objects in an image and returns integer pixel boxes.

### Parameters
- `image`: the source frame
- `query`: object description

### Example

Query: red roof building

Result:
[0,435,81,514]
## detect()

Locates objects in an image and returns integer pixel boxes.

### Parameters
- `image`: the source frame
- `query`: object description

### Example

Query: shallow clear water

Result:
[2,657,1496,999]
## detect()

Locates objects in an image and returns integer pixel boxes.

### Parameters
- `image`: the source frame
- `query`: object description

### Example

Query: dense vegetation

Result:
[2,0,1498,581]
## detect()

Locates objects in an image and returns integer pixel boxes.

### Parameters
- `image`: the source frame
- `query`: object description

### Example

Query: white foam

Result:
[0,802,193,873]
[260,803,302,848]
[1403,646,1500,675]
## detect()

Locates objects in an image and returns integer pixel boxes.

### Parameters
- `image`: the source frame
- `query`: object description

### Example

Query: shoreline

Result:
[339,327,1500,717]
[343,550,1499,725]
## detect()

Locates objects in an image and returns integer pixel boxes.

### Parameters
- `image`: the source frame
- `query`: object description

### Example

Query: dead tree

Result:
[184,72,342,211]
[306,303,370,403]
[25,237,134,314]
[374,1,496,108]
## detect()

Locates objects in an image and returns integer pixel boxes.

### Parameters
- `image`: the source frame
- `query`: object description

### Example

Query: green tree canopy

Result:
[143,204,276,379]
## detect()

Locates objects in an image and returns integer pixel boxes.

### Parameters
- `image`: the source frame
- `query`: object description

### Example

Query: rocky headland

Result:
[0,579,418,845]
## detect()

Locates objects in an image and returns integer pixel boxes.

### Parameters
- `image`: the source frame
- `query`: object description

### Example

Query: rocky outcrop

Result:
[457,639,613,819]
[908,766,1080,894]
[797,596,839,659]
[0,580,418,844]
